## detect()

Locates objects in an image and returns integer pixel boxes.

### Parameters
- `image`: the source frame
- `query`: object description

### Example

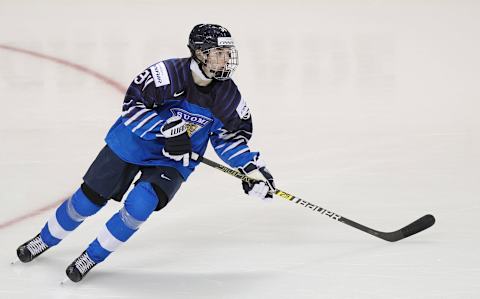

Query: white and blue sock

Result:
[85,182,159,263]
[40,188,104,247]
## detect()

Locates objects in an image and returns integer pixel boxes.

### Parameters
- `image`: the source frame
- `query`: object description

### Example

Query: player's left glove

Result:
[160,116,192,167]
[239,158,275,201]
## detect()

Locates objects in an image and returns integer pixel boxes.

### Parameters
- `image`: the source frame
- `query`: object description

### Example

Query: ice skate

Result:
[65,251,97,282]
[16,234,50,263]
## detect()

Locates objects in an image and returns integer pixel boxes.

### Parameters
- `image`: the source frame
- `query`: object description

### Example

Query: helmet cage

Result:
[195,46,238,81]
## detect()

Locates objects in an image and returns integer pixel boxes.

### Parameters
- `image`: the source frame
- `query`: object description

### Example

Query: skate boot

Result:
[66,251,97,282]
[16,234,50,263]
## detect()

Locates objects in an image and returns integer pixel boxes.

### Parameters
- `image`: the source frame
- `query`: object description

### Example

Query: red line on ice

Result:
[0,44,125,229]
[0,44,125,93]
[0,198,66,229]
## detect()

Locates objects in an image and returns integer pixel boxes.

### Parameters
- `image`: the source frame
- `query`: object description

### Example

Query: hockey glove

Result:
[239,158,275,201]
[160,116,192,167]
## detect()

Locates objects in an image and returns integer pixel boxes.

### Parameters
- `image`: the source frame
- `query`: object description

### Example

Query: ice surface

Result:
[1,0,479,298]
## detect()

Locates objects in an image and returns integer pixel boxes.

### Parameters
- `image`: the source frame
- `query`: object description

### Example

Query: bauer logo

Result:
[170,108,212,136]
[295,199,342,221]
[150,62,170,87]
[217,37,234,46]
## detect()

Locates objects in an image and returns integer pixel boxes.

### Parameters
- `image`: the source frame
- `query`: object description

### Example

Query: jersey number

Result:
[134,70,154,91]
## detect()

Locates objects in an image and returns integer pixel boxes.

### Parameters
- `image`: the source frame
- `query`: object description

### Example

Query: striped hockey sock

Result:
[85,182,159,263]
[40,187,104,246]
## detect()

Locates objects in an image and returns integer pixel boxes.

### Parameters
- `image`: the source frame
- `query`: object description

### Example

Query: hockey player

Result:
[16,24,275,282]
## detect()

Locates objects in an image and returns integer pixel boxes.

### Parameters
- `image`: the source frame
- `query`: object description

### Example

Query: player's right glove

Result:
[238,158,275,201]
[160,116,192,167]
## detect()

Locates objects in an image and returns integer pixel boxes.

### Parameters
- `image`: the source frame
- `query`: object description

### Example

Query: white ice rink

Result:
[1,0,479,298]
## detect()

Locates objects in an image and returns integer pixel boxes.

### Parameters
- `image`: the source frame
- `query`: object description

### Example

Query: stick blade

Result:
[401,214,435,238]
[382,214,435,242]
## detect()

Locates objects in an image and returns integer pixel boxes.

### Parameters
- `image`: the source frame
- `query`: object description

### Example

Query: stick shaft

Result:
[195,155,434,242]
[197,156,353,227]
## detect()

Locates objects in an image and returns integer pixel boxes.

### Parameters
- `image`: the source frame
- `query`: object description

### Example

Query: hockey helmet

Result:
[188,24,238,81]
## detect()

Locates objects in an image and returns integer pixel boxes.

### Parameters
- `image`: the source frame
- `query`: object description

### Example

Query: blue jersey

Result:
[105,58,258,179]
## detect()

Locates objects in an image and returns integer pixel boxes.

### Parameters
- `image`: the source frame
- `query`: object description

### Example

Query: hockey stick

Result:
[192,154,435,242]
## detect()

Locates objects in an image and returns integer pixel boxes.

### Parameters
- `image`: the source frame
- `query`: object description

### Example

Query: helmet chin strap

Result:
[190,59,213,86]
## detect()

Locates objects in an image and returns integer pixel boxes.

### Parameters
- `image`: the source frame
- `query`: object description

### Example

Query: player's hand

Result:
[239,158,275,201]
[160,116,192,167]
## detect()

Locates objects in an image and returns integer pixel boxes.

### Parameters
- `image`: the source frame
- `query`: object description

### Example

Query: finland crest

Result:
[170,108,212,136]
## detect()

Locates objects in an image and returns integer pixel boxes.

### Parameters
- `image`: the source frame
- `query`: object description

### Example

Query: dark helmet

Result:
[188,24,233,52]
[188,24,238,81]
